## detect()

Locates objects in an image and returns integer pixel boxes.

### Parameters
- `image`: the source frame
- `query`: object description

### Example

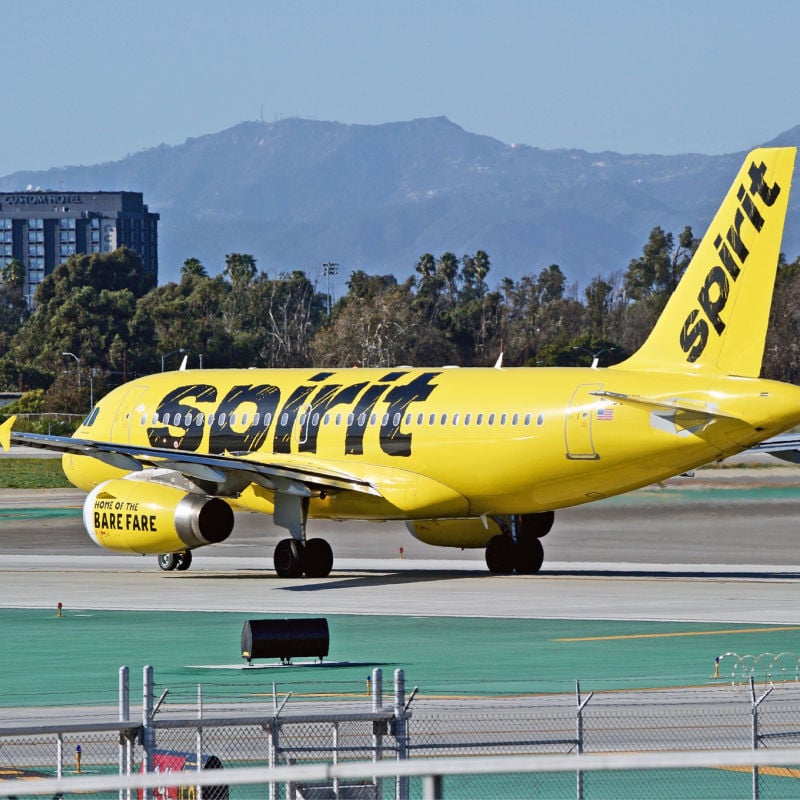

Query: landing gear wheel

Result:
[485,535,515,574]
[274,538,305,578]
[303,538,334,578]
[175,551,193,571]
[515,537,544,574]
[523,511,555,538]
[158,553,178,571]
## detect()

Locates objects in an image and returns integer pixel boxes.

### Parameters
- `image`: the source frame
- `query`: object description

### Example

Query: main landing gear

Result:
[157,551,193,571]
[274,537,334,578]
[484,511,554,575]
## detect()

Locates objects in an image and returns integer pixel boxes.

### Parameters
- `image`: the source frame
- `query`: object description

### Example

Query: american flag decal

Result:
[597,406,614,421]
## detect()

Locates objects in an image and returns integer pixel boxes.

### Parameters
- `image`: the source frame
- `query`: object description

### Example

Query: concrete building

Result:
[0,191,159,302]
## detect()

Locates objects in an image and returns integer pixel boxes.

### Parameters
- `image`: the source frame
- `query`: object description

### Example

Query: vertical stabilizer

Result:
[618,147,796,376]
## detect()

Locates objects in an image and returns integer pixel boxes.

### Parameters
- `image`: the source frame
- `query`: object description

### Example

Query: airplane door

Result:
[293,404,313,448]
[564,383,602,460]
[110,386,149,443]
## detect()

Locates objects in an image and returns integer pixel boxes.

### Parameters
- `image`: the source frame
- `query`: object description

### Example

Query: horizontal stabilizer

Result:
[590,390,740,421]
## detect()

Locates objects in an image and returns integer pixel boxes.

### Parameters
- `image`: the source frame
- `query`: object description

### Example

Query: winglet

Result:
[0,415,16,452]
[618,147,796,376]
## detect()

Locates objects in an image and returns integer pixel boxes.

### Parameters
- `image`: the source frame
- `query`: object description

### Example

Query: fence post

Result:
[394,668,408,800]
[750,675,774,800]
[119,666,130,800]
[197,683,204,800]
[267,717,278,800]
[142,665,154,800]
[576,678,593,800]
[372,668,383,798]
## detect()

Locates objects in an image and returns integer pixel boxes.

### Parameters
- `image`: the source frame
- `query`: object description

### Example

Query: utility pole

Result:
[322,262,339,315]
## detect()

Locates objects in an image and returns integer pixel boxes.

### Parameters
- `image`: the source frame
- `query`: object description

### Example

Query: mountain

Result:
[2,117,800,286]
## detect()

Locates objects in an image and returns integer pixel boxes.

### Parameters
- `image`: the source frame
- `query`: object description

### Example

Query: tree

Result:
[0,258,28,360]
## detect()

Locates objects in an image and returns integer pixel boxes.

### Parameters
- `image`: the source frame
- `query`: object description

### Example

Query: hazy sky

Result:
[2,0,800,177]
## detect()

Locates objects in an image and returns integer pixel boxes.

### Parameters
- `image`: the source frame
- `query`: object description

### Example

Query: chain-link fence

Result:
[3,669,800,798]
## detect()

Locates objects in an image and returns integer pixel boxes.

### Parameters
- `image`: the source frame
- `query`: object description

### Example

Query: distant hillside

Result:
[2,117,800,286]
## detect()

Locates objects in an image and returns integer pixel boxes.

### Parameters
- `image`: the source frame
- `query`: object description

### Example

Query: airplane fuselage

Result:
[62,365,800,524]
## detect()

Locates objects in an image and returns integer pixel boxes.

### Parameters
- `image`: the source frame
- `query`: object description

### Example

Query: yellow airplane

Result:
[2,147,800,578]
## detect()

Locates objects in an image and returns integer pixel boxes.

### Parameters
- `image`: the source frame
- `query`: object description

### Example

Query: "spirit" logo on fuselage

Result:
[146,370,441,458]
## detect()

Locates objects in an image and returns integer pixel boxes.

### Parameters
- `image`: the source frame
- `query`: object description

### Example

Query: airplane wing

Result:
[0,416,380,498]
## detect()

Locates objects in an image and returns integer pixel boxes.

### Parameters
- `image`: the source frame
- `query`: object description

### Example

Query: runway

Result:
[1,462,800,623]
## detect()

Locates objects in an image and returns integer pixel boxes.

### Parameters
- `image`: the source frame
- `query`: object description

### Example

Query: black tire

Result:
[519,511,555,538]
[175,551,193,571]
[303,538,334,578]
[274,538,305,578]
[485,535,514,574]
[516,536,545,574]
[158,553,178,571]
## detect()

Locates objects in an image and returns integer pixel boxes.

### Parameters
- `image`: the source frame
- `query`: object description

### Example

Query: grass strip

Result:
[0,458,72,488]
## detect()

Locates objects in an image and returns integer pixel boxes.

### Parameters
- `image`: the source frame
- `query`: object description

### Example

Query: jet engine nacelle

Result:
[83,479,234,555]
[406,517,503,548]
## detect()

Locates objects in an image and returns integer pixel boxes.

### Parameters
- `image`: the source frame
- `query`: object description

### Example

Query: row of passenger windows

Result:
[143,410,545,430]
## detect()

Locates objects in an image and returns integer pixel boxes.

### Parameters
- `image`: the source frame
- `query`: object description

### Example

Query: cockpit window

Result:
[82,406,100,427]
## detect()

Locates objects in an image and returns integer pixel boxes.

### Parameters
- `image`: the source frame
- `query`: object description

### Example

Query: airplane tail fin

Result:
[617,147,796,377]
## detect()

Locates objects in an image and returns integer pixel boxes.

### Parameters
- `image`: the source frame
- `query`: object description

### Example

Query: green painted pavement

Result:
[3,610,800,707]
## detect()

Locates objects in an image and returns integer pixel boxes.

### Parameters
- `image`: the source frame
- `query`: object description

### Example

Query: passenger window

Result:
[441,414,448,425]
[163,413,171,426]
[405,414,412,426]
[151,412,159,425]
[185,412,193,426]
[488,413,495,425]
[500,414,507,425]
[230,413,237,425]
[381,413,389,426]
[452,413,459,425]
[323,414,330,425]
[208,413,215,427]
[465,413,471,425]
[512,413,519,425]
[218,412,227,426]
[417,413,424,425]
[299,413,307,426]
[280,413,288,426]
[394,413,402,427]
[312,413,320,426]
[196,413,204,426]
[429,413,436,425]
[140,414,147,426]
[524,413,532,426]
[240,413,248,426]
[476,414,484,425]
[174,413,182,427]
[358,414,366,426]
[335,413,342,425]
[253,412,260,426]
[537,413,544,426]
[370,413,377,425]
[264,412,272,426]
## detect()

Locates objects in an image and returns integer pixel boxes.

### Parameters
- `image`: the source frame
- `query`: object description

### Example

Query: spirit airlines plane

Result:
[2,148,800,578]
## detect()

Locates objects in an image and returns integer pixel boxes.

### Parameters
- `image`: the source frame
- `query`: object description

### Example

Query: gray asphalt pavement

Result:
[1,463,799,622]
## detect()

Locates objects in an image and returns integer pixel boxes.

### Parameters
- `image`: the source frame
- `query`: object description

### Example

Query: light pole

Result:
[161,348,187,372]
[62,352,80,386]
[322,262,338,315]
